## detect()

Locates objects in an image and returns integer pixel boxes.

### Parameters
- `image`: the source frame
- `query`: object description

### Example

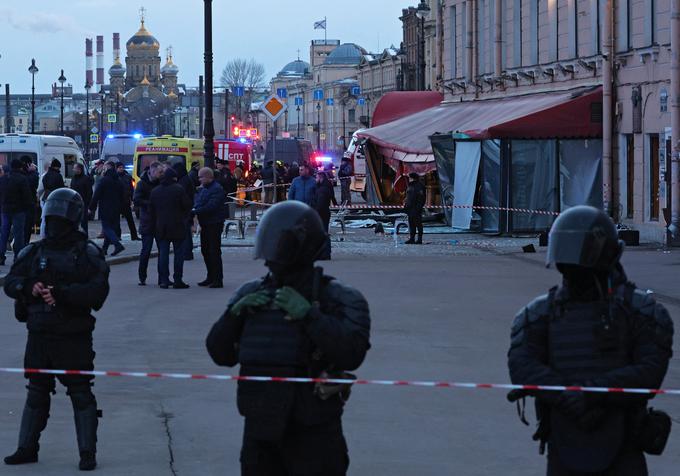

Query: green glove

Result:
[230,290,271,317]
[274,286,312,321]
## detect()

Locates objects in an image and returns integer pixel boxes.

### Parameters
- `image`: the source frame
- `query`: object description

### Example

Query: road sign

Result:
[260,95,287,121]
[326,98,334,106]
[313,89,324,101]
[294,97,304,106]
[90,134,99,143]
[107,113,117,123]
[276,88,288,99]
[357,97,366,106]
[351,86,361,96]
[233,86,245,97]
[90,126,99,134]
[320,133,326,141]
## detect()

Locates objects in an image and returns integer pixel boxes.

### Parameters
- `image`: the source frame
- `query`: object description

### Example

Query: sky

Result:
[0,0,405,94]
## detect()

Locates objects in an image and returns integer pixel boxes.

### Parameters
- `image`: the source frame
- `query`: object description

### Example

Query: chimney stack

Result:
[85,38,93,87]
[96,35,104,85]
[113,32,120,61]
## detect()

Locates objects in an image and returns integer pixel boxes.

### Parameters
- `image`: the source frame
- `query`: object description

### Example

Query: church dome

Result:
[324,43,367,65]
[127,20,160,50]
[109,56,126,76]
[161,56,179,76]
[278,59,310,77]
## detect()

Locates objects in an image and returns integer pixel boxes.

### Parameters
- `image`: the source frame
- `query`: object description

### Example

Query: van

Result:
[101,133,142,174]
[344,130,367,192]
[264,138,313,166]
[133,135,204,182]
[0,133,87,184]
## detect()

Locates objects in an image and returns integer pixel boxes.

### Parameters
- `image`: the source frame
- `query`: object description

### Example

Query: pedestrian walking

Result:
[89,162,125,256]
[193,167,225,288]
[338,157,353,205]
[507,206,674,476]
[41,159,65,201]
[206,201,371,475]
[314,171,337,260]
[133,162,163,286]
[404,172,425,244]
[70,164,93,234]
[116,163,140,241]
[172,162,197,261]
[149,167,192,289]
[0,159,33,266]
[3,188,110,471]
[287,163,316,206]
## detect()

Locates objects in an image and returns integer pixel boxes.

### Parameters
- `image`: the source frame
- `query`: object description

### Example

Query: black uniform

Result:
[507,206,673,476]
[404,175,425,244]
[4,188,110,471]
[206,201,371,476]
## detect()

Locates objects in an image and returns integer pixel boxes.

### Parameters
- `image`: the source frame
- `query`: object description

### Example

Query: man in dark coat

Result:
[41,159,65,202]
[70,164,93,234]
[21,157,40,242]
[3,188,110,471]
[172,162,196,261]
[404,172,426,244]
[89,162,125,256]
[188,161,201,188]
[338,157,353,205]
[206,201,371,475]
[508,206,674,476]
[133,162,163,285]
[314,172,337,260]
[193,167,225,288]
[0,159,33,266]
[149,167,192,289]
[116,163,139,241]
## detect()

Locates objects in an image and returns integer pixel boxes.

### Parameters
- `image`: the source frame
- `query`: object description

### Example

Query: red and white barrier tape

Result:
[330,204,560,216]
[0,368,677,395]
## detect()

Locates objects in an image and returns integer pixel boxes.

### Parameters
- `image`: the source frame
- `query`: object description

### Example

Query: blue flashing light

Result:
[106,134,115,139]
[238,138,248,144]
[133,133,142,139]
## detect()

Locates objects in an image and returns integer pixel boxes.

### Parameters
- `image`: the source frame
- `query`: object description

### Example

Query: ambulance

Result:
[133,135,204,182]
[0,133,87,184]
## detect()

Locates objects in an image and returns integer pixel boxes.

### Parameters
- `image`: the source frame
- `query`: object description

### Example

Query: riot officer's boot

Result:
[69,387,98,471]
[4,384,52,465]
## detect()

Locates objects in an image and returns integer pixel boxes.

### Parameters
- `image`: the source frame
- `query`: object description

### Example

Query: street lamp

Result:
[99,86,106,155]
[85,81,91,161]
[203,0,215,168]
[415,1,430,91]
[58,69,66,135]
[316,102,321,151]
[28,59,38,134]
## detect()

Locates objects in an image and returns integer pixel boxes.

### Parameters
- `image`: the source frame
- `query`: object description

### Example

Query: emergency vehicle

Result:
[214,139,252,171]
[0,133,87,184]
[133,136,204,182]
[100,133,142,174]
[344,130,367,192]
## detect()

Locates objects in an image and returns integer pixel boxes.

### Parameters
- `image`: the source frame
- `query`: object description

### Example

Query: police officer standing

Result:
[4,188,110,471]
[206,201,371,475]
[508,206,673,475]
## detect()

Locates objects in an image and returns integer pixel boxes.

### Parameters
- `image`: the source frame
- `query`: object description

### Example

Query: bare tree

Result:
[220,58,267,120]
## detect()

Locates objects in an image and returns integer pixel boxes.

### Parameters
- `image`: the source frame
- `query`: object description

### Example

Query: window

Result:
[530,0,539,65]
[478,0,487,74]
[513,0,522,67]
[649,135,660,220]
[348,109,356,123]
[568,0,578,57]
[488,0,495,72]
[450,5,457,78]
[644,0,656,45]
[591,0,602,55]
[548,0,558,61]
[626,135,634,218]
[462,1,469,78]
[616,0,632,52]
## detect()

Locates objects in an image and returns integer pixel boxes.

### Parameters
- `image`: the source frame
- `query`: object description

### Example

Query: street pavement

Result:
[0,240,679,475]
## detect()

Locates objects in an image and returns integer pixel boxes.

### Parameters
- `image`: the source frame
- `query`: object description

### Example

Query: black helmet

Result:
[546,205,622,270]
[43,188,84,224]
[254,201,326,266]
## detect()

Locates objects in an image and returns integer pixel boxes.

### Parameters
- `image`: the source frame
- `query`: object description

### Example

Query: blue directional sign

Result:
[294,97,304,106]
[357,97,366,106]
[326,98,334,106]
[233,86,245,97]
[313,89,324,101]
[276,88,288,99]
[351,86,361,96]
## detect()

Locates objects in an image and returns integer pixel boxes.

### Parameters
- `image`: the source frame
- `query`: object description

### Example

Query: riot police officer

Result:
[4,188,110,471]
[508,206,673,475]
[206,201,371,476]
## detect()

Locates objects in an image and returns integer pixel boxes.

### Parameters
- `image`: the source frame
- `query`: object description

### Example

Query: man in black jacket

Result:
[21,157,40,243]
[70,164,93,234]
[3,188,110,471]
[508,206,673,475]
[89,162,125,256]
[338,157,353,205]
[206,201,371,475]
[314,171,337,260]
[172,162,196,261]
[404,172,426,245]
[133,162,163,285]
[116,163,139,241]
[149,167,192,289]
[193,167,225,288]
[41,159,65,202]
[0,159,33,266]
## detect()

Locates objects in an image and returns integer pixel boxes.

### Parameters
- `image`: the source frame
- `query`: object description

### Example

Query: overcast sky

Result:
[0,0,405,94]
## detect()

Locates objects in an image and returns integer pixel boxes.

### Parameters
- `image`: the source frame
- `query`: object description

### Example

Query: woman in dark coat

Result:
[313,172,337,260]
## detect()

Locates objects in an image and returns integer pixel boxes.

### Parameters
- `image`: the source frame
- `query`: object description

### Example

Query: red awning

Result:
[371,91,444,127]
[358,87,603,161]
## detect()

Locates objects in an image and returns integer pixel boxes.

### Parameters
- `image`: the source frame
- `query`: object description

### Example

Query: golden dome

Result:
[127,19,160,50]
[167,90,178,99]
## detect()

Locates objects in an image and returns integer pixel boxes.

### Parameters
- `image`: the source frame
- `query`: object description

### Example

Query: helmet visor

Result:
[43,198,83,223]
[546,230,606,268]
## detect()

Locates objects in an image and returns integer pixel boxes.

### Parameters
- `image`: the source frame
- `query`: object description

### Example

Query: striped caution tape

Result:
[0,368,677,395]
[329,204,560,216]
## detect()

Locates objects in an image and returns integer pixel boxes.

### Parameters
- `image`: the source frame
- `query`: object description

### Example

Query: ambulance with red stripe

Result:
[132,135,204,183]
